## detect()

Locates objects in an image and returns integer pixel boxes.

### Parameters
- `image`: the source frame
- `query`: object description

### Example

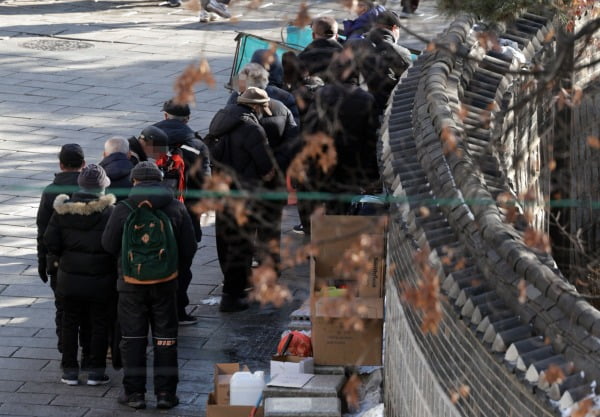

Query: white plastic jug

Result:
[229,370,265,406]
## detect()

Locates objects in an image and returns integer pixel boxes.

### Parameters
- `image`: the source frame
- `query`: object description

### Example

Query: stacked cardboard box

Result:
[206,363,264,417]
[310,215,387,366]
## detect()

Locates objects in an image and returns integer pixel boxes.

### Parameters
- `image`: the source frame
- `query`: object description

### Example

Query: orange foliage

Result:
[342,374,362,411]
[402,248,442,334]
[292,2,311,28]
[173,58,215,105]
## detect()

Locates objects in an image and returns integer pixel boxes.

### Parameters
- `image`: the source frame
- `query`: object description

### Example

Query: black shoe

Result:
[178,312,198,326]
[219,294,249,313]
[87,373,110,386]
[118,391,146,409]
[204,0,231,18]
[292,224,305,234]
[156,392,179,409]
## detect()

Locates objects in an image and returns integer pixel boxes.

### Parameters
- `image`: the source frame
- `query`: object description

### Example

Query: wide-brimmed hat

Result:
[237,87,272,116]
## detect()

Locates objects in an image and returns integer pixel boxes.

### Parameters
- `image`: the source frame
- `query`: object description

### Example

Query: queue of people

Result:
[35,7,411,410]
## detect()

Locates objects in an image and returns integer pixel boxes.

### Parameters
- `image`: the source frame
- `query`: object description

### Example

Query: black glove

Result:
[38,259,48,283]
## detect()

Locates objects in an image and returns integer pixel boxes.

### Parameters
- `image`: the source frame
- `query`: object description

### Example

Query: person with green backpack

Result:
[101,161,197,410]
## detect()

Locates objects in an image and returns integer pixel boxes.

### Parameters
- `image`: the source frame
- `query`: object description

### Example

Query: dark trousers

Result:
[50,275,63,353]
[254,199,284,269]
[215,210,253,298]
[401,0,420,12]
[176,267,192,317]
[118,285,178,395]
[61,295,110,375]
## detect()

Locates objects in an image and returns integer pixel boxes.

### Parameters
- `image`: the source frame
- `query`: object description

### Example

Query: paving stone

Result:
[0,403,88,417]
[265,397,341,417]
[263,374,346,399]
[17,381,110,397]
[0,391,56,405]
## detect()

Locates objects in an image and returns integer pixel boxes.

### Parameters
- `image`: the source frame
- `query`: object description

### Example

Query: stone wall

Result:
[381,10,600,417]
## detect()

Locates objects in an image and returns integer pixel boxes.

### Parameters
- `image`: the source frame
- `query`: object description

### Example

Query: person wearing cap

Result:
[44,164,117,387]
[249,50,300,124]
[298,16,343,78]
[155,99,210,238]
[227,63,300,271]
[206,86,275,312]
[100,136,134,202]
[102,162,197,410]
[36,144,86,356]
[128,125,170,166]
[350,9,412,115]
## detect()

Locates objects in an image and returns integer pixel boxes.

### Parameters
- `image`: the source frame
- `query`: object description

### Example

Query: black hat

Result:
[375,10,401,28]
[131,161,164,182]
[162,99,191,117]
[77,164,110,190]
[59,143,85,168]
[139,126,169,146]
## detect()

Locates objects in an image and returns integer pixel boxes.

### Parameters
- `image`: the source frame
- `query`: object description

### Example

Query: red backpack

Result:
[156,152,185,203]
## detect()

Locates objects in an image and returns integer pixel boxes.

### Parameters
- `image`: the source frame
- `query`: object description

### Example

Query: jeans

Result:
[61,295,110,375]
[215,210,253,298]
[118,284,178,395]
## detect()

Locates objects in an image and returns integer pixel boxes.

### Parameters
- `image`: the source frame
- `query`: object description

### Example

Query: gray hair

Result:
[239,63,269,90]
[104,136,129,155]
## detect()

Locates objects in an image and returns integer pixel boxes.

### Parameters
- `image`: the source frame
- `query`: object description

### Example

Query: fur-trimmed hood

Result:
[53,193,116,216]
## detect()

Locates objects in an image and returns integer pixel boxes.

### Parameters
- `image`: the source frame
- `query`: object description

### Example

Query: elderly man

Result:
[227,63,299,271]
[206,87,275,312]
[100,136,134,202]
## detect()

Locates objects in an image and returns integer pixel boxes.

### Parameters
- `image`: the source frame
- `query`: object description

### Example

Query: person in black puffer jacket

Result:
[44,164,117,386]
[36,143,86,355]
[99,136,134,202]
[206,87,274,313]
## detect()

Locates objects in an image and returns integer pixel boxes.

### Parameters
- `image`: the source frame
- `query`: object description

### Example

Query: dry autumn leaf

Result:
[518,279,527,304]
[292,2,311,28]
[541,363,565,385]
[342,374,362,411]
[587,136,600,149]
[173,58,216,105]
[570,397,594,417]
[523,227,551,253]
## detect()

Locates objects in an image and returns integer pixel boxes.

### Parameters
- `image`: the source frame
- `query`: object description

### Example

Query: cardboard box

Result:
[206,392,264,417]
[312,297,383,366]
[214,363,248,405]
[270,355,314,377]
[310,215,387,366]
[310,215,386,299]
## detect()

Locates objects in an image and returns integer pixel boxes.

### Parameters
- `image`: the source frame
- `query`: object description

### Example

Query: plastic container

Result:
[229,370,265,406]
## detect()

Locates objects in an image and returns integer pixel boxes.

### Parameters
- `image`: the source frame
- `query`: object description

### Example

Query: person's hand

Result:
[38,259,48,283]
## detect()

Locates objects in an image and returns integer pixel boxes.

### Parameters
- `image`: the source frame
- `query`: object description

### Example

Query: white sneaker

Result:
[199,10,209,22]
[205,0,231,19]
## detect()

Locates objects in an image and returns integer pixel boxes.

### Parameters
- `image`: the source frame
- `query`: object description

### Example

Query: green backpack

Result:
[121,200,178,284]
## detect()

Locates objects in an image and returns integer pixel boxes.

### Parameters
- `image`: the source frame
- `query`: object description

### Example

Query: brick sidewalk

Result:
[0,1,448,415]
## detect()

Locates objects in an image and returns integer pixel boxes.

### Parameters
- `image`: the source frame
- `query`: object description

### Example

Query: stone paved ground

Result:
[0,1,447,415]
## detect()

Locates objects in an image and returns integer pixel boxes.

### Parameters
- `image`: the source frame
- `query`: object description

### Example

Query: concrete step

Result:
[263,374,346,399]
[265,397,341,417]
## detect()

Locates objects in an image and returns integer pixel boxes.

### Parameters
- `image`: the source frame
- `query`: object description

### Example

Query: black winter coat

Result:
[207,104,273,188]
[154,118,211,177]
[304,81,381,192]
[298,38,343,78]
[350,28,411,113]
[99,152,133,201]
[44,192,117,298]
[36,171,80,266]
[101,182,198,292]
[227,93,300,177]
